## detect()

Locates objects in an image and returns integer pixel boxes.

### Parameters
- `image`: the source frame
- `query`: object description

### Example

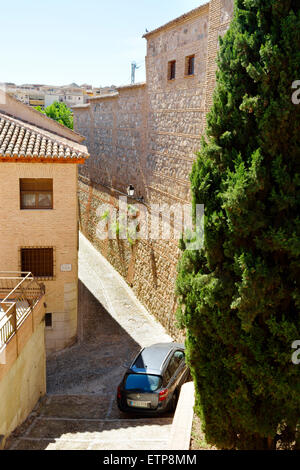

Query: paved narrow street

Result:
[6,233,174,450]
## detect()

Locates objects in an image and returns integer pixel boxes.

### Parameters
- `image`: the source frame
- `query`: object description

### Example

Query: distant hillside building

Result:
[4,83,116,110]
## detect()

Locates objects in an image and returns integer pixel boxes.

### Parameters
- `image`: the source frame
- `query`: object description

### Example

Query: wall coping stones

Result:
[88,93,119,101]
[117,83,146,92]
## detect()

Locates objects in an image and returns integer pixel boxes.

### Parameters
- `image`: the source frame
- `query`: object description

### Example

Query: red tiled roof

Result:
[0,113,89,163]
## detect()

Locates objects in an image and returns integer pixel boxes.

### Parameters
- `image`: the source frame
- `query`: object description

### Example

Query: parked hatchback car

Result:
[117,342,189,415]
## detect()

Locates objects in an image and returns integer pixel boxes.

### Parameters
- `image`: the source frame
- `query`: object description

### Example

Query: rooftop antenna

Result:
[131,61,141,84]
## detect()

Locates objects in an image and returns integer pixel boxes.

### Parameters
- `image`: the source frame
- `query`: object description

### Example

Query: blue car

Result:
[117,342,190,415]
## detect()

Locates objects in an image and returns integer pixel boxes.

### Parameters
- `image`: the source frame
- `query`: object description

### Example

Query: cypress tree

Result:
[176,0,300,449]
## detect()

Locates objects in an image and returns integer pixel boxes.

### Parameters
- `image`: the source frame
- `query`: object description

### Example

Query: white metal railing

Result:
[0,272,44,349]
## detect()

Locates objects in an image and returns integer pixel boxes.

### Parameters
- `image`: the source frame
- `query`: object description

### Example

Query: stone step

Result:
[37,395,114,420]
[27,416,173,440]
[9,414,172,450]
[10,436,170,451]
[7,394,173,451]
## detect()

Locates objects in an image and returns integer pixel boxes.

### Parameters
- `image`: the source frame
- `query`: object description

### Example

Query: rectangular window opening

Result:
[45,313,52,328]
[185,55,195,76]
[168,60,176,80]
[20,178,53,210]
[21,247,54,278]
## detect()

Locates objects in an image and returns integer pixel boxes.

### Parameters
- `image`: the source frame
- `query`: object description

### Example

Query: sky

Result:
[1,0,207,88]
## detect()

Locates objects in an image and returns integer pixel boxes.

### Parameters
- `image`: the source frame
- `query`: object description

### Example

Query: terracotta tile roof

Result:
[0,112,89,163]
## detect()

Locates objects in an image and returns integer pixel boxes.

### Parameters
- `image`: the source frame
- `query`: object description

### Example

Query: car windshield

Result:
[125,374,162,392]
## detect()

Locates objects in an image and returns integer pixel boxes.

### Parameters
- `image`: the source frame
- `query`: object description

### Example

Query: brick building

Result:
[73,0,234,338]
[0,90,89,353]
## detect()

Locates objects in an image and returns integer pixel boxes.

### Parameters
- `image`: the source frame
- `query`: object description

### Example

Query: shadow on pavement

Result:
[5,280,173,450]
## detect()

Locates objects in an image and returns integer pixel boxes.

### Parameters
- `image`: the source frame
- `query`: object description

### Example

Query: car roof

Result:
[129,342,185,376]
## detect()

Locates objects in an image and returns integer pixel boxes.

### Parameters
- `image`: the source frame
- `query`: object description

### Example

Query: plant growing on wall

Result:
[176,0,300,450]
[103,206,140,246]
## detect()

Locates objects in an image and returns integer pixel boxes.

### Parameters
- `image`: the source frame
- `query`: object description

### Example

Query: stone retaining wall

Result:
[74,0,234,337]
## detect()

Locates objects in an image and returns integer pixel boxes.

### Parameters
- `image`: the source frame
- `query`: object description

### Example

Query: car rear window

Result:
[125,374,162,392]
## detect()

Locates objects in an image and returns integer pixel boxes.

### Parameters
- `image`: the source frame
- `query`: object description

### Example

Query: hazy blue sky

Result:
[1,0,207,88]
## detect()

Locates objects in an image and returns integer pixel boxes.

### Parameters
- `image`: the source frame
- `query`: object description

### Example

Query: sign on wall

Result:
[60,264,72,272]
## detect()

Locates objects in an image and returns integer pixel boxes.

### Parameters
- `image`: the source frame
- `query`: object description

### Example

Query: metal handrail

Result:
[0,272,44,349]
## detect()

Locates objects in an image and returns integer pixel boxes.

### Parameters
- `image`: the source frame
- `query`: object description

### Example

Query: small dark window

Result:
[45,313,52,328]
[168,60,176,80]
[20,178,53,210]
[185,55,195,76]
[21,247,54,278]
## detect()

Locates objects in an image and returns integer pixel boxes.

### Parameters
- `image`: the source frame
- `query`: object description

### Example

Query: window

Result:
[20,179,53,210]
[167,350,185,377]
[163,368,172,386]
[185,55,195,76]
[174,350,185,365]
[45,313,52,328]
[168,60,176,80]
[21,248,54,278]
[125,374,162,392]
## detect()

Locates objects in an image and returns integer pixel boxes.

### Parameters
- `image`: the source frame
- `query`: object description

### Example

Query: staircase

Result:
[7,395,172,450]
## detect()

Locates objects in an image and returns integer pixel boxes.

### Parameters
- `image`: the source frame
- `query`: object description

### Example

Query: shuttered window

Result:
[21,248,54,278]
[20,178,53,209]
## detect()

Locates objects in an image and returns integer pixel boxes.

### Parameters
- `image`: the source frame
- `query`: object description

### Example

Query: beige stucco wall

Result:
[0,162,79,354]
[0,320,46,449]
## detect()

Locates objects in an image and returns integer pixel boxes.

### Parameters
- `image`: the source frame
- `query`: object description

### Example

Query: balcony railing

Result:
[0,272,45,350]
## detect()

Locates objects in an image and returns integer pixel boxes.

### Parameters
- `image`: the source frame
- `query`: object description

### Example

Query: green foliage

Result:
[35,101,73,129]
[176,0,300,450]
[100,210,110,221]
[107,209,139,246]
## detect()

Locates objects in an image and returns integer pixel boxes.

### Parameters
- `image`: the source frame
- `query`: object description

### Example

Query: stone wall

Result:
[0,162,79,354]
[145,2,209,205]
[74,84,147,198]
[74,0,234,338]
[205,0,234,114]
[78,174,183,340]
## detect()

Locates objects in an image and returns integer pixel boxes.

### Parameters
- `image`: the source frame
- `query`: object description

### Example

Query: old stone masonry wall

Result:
[74,0,234,339]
